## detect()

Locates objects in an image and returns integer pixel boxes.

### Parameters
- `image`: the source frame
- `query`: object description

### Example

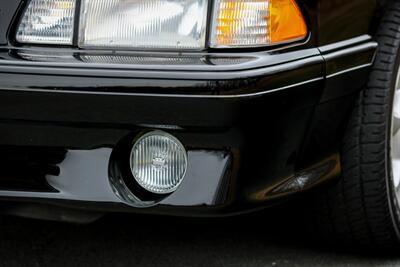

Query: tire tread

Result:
[311,3,400,248]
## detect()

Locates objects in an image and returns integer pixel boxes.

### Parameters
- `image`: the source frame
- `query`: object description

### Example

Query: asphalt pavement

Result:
[0,208,399,267]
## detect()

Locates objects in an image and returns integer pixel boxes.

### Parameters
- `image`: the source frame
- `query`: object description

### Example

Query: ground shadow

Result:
[0,207,399,267]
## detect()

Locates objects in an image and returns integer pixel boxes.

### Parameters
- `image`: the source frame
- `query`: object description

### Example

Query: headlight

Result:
[79,0,208,49]
[16,0,76,45]
[16,0,307,50]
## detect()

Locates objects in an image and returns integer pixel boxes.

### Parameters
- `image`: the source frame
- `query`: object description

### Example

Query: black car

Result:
[0,0,399,249]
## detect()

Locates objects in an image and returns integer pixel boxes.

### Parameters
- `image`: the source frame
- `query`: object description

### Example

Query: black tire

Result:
[310,3,400,249]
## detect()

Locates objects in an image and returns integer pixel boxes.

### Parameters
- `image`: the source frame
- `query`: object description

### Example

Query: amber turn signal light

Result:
[210,0,307,48]
[268,0,307,44]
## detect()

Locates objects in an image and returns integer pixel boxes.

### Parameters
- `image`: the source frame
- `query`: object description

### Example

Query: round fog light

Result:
[130,131,188,194]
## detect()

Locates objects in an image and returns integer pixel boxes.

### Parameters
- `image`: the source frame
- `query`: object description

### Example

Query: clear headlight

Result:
[79,0,208,49]
[16,0,76,45]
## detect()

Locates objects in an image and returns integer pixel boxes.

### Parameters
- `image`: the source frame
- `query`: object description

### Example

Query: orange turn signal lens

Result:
[268,0,307,44]
[210,0,307,48]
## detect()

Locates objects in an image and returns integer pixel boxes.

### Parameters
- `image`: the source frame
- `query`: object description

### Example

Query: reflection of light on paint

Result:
[271,160,336,195]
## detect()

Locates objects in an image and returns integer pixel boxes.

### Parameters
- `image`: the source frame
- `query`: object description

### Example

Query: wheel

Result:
[309,2,400,249]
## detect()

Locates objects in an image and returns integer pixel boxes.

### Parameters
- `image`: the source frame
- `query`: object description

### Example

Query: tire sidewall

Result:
[385,46,400,239]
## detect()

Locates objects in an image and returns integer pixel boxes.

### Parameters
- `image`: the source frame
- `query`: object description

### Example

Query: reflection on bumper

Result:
[0,148,232,207]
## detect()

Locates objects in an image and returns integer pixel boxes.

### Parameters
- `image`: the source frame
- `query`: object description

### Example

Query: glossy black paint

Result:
[0,0,386,217]
[318,0,376,45]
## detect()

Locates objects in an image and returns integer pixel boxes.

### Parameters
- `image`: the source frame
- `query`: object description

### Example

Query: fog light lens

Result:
[16,0,76,45]
[130,131,188,194]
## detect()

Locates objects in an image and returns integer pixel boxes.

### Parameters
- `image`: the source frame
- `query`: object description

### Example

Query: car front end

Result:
[0,0,378,219]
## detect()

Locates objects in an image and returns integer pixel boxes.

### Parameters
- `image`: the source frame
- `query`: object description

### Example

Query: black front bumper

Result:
[0,35,377,216]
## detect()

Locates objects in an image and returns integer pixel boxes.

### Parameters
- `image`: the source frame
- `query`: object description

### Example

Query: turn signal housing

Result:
[210,0,307,48]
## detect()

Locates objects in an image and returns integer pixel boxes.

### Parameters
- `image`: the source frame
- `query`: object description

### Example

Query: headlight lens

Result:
[16,0,307,50]
[16,0,76,45]
[79,0,209,49]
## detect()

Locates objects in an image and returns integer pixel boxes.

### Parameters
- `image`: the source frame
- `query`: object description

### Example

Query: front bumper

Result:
[0,35,377,216]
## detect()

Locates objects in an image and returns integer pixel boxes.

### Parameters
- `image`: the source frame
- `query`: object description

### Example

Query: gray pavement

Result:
[0,210,399,267]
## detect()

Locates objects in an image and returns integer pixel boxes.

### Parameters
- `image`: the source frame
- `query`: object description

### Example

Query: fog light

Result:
[130,131,188,194]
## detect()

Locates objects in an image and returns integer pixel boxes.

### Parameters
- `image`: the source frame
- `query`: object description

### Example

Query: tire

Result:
[310,2,400,249]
